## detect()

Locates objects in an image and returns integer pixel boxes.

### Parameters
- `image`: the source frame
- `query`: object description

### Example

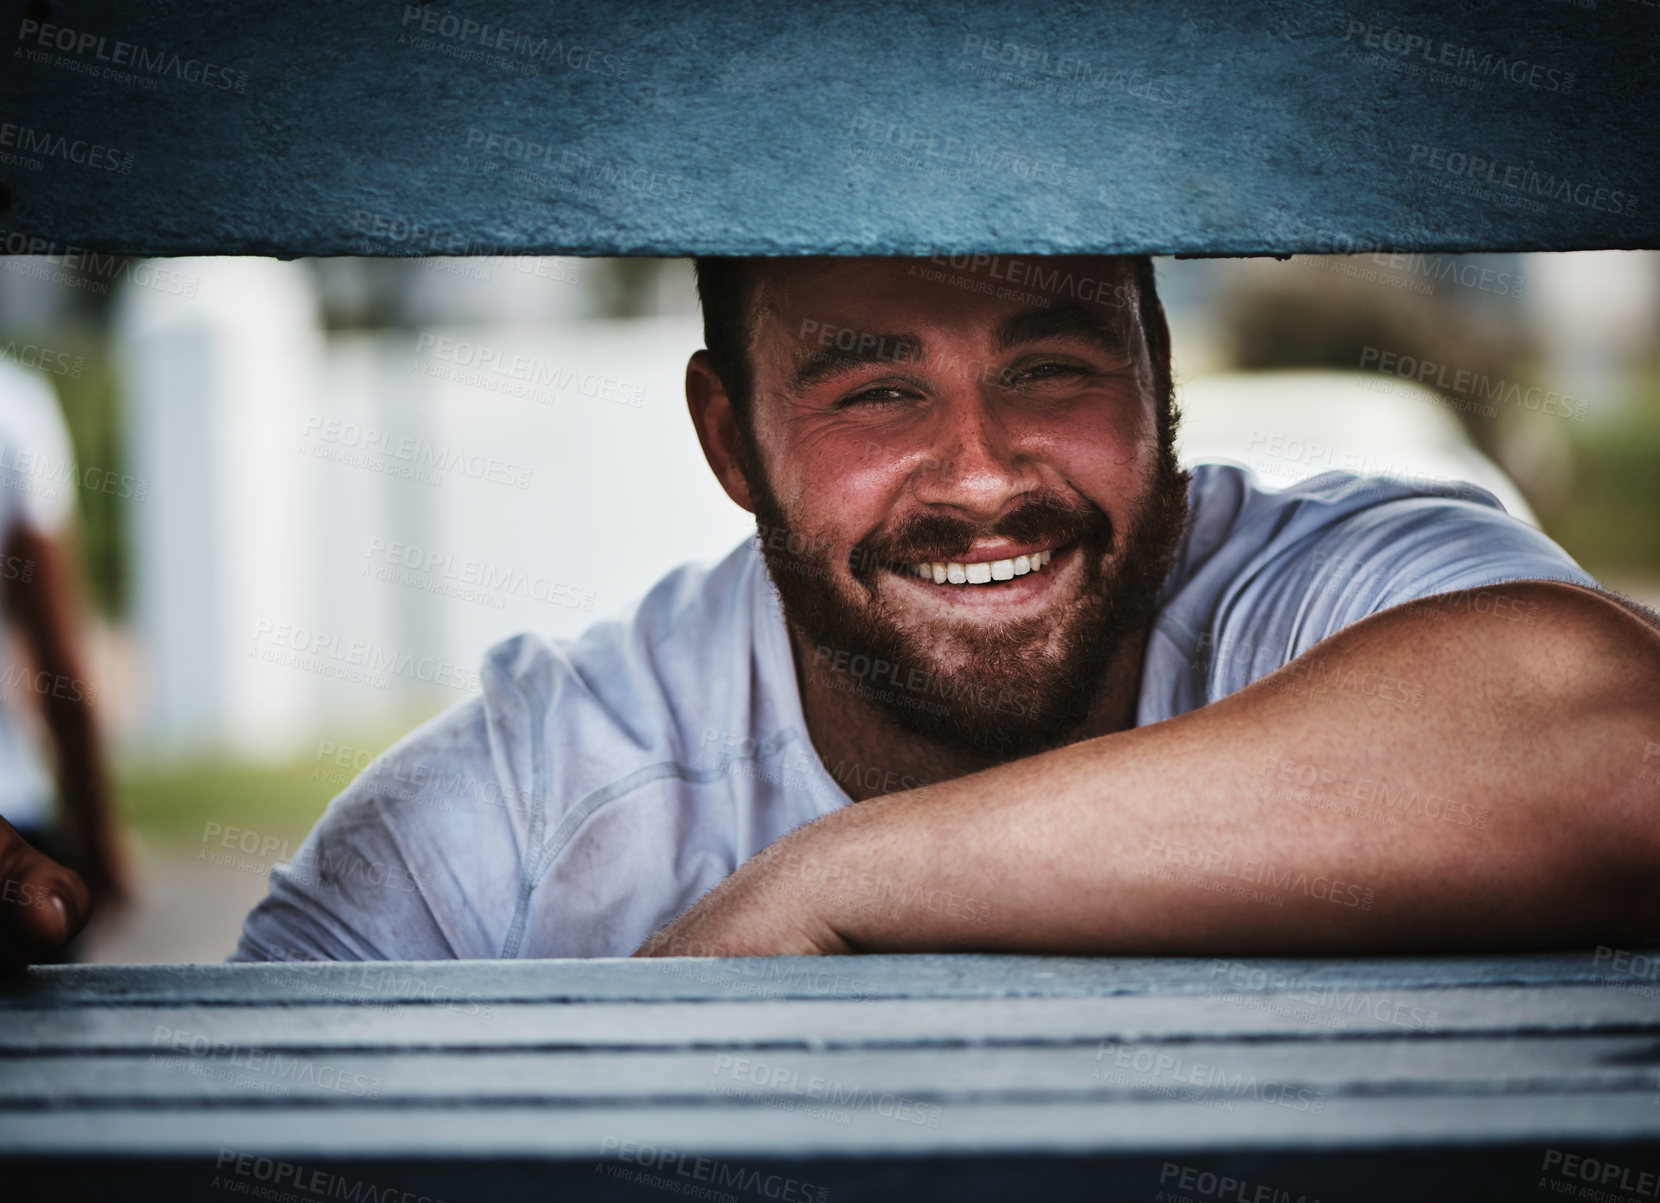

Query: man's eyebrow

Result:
[993,304,1134,357]
[786,332,925,395]
[782,304,1133,395]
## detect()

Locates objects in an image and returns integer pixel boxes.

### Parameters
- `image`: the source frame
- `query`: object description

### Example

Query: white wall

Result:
[117,259,322,758]
[119,266,752,761]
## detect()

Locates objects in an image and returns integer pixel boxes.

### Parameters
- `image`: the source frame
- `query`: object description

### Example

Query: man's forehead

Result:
[741,256,1152,398]
[751,254,1143,331]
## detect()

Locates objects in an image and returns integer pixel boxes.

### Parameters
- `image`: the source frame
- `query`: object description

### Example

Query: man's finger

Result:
[0,818,91,971]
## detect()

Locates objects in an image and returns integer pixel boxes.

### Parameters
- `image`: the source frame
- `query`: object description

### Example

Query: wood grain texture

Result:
[4,986,1659,1051]
[4,1037,1659,1105]
[2,1,1654,257]
[3,955,1658,1199]
[0,950,1642,1007]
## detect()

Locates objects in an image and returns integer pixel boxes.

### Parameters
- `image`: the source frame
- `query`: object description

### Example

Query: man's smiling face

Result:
[697,255,1190,760]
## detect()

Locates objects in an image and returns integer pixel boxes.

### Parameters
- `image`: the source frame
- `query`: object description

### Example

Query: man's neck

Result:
[789,630,1149,802]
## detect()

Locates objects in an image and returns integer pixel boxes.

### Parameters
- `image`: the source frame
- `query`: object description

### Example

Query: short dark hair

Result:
[692,255,1172,441]
[692,257,763,432]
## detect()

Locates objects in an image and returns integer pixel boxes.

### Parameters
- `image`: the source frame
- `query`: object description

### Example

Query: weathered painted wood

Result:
[3,1091,1659,1156]
[5,960,1659,1200]
[3,1037,1657,1106]
[1,950,1648,1008]
[3,986,1655,1052]
[7,1147,1655,1203]
[2,1,1654,257]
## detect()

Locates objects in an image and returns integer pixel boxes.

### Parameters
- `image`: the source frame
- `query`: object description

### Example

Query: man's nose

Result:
[905,393,1035,518]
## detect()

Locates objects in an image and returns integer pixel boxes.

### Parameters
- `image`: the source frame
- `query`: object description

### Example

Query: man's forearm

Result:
[2,524,122,891]
[646,582,1660,956]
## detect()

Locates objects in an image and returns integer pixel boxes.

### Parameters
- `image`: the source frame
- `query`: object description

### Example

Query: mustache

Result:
[852,493,1113,576]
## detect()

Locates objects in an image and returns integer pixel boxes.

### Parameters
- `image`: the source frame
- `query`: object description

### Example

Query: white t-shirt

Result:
[0,361,77,832]
[231,464,1597,963]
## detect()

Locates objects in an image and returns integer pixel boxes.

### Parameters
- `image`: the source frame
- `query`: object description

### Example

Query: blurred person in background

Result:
[0,359,126,968]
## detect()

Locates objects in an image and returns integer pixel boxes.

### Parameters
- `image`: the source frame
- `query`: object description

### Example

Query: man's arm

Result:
[2,523,128,910]
[638,580,1660,957]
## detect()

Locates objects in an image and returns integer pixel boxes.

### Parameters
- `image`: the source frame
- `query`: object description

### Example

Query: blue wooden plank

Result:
[8,1147,1660,1203]
[3,1092,1659,1157]
[1,0,1654,257]
[3,950,1651,1008]
[4,1037,1656,1105]
[3,986,1656,1052]
[2,960,1657,1200]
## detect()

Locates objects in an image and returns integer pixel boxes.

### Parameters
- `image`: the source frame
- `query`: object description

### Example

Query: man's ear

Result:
[686,350,755,513]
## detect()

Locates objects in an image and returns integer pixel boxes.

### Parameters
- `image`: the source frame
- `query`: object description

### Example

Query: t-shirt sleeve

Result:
[1200,474,1598,701]
[0,362,78,538]
[229,787,444,963]
[229,692,532,964]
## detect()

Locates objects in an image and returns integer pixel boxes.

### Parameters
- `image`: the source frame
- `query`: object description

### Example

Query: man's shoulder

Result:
[234,536,800,962]
[296,536,774,843]
[482,536,768,721]
[1177,461,1510,565]
[1166,459,1568,604]
[1139,461,1595,724]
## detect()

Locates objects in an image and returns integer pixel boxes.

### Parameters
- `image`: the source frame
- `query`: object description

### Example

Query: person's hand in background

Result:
[0,814,90,972]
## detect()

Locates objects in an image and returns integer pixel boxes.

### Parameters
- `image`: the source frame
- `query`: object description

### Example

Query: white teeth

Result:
[906,547,1058,586]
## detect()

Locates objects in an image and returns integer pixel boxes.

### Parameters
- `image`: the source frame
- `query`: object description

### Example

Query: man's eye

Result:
[1007,362,1081,385]
[837,387,909,408]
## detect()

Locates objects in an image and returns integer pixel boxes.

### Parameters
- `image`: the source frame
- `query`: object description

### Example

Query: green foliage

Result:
[1546,373,1660,577]
[118,754,344,847]
[115,714,433,847]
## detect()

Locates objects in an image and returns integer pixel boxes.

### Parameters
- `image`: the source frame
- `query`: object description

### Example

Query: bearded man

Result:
[4,253,1655,969]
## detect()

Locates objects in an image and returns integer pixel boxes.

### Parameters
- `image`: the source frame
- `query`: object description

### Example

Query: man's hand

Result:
[0,815,91,972]
[638,582,1660,958]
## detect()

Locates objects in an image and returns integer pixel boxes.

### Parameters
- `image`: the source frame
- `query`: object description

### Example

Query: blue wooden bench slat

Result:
[4,1092,1659,1158]
[1,950,1648,1008]
[3,984,1656,1054]
[7,1145,1653,1203]
[5,0,1655,257]
[4,1035,1657,1105]
[5,958,1657,1199]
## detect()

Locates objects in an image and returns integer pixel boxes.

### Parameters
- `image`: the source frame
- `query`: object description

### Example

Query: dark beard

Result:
[745,445,1191,763]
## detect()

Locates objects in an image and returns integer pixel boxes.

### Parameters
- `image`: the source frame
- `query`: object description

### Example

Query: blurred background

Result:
[0,248,1655,961]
